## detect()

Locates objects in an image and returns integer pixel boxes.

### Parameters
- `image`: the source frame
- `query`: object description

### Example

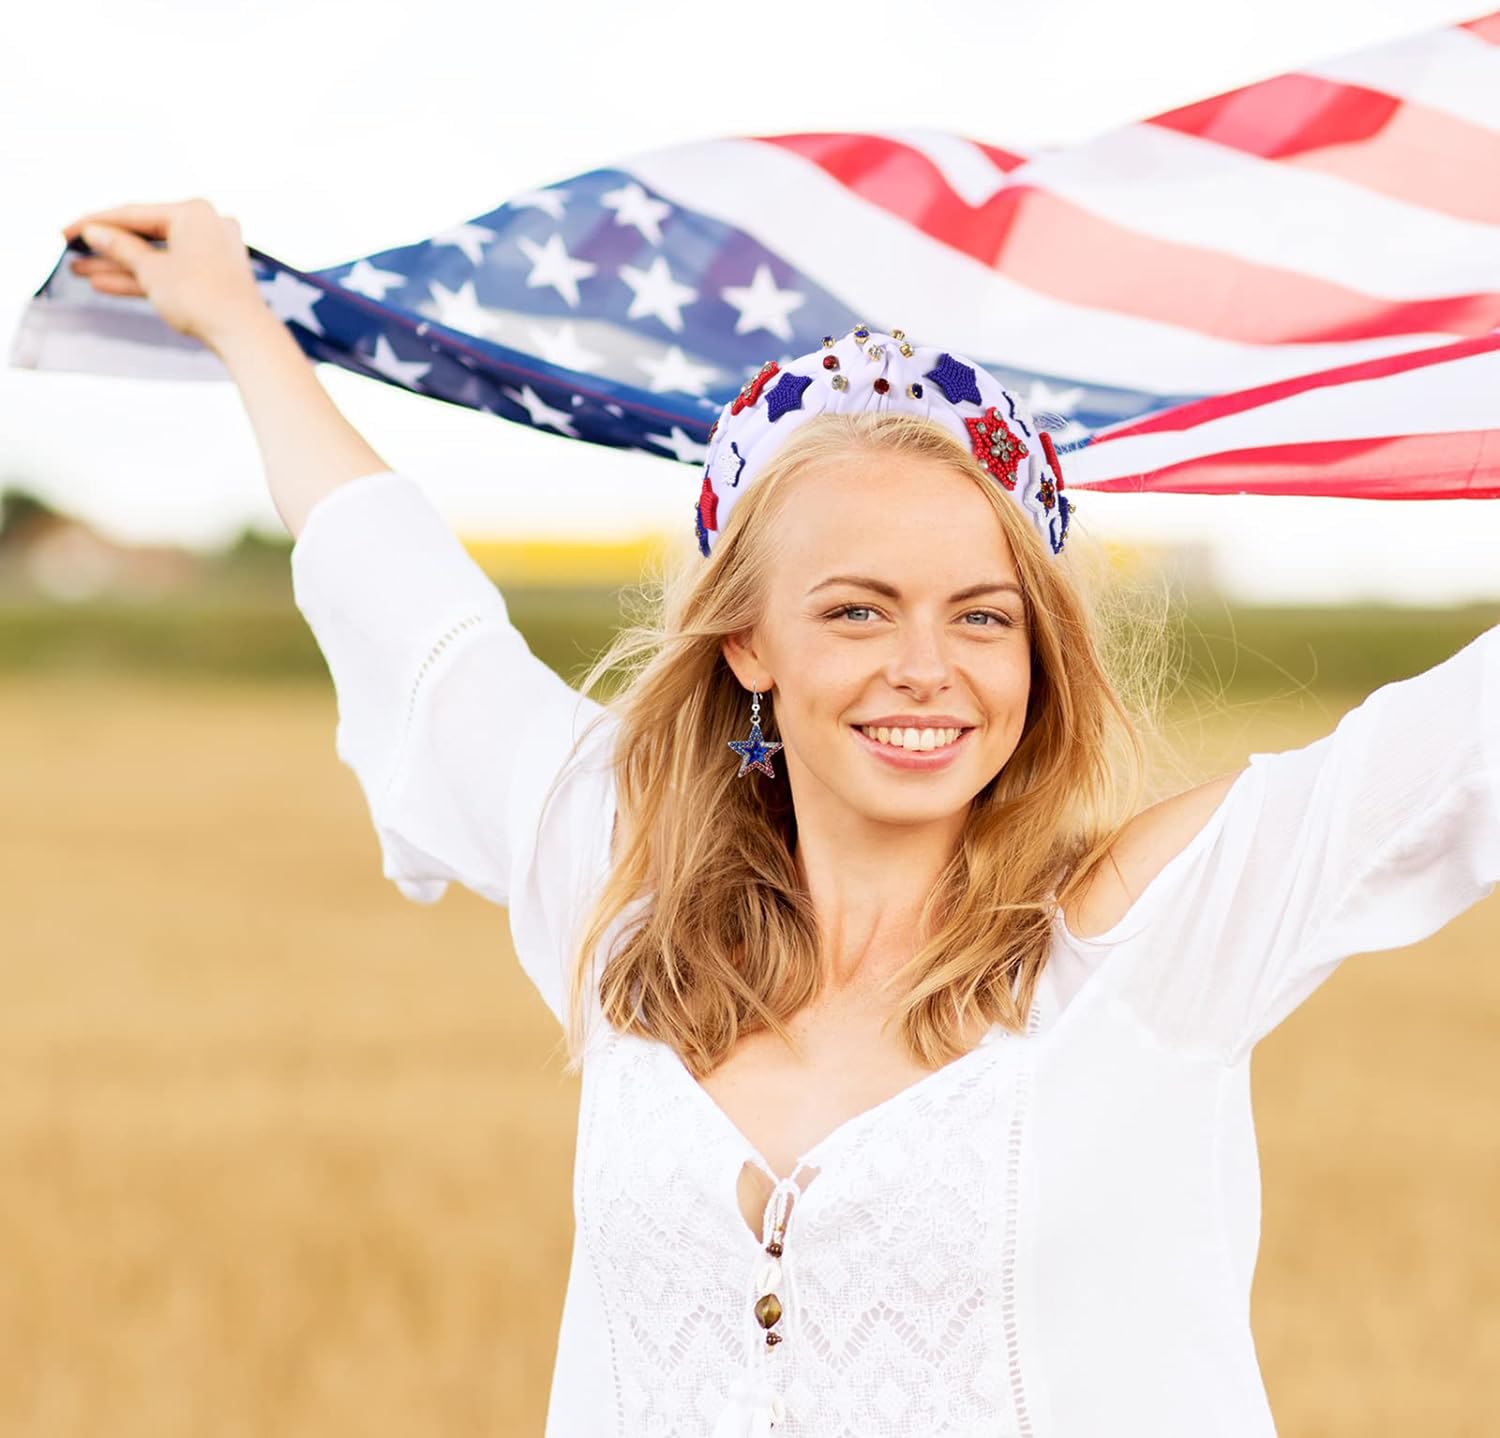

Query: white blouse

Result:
[289,469,1500,1438]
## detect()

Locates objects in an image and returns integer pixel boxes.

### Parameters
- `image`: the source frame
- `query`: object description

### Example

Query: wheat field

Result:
[1,672,1496,1435]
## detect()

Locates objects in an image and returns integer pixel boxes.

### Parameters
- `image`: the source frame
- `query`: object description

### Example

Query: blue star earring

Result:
[727,689,783,779]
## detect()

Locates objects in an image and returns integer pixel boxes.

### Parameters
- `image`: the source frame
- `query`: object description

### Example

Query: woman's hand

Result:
[60,198,267,352]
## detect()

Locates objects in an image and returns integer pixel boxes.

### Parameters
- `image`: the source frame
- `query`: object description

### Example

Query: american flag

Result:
[11,8,1500,503]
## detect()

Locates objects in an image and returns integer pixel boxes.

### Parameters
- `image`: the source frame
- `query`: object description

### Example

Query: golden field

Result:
[1,670,1496,1436]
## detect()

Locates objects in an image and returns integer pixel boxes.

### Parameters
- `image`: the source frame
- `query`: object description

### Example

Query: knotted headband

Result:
[693,325,1073,560]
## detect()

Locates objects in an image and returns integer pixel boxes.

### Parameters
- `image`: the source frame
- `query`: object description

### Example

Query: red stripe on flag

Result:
[1073,430,1500,500]
[1096,331,1500,441]
[1460,10,1500,43]
[984,185,1500,344]
[1151,76,1500,226]
[972,140,1029,172]
[760,132,1014,266]
[759,133,1500,344]
[1152,75,1400,158]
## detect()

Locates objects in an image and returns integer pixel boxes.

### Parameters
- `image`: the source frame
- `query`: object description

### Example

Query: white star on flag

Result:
[502,383,579,437]
[720,263,806,342]
[257,271,327,336]
[423,279,503,340]
[528,321,605,373]
[430,223,496,267]
[644,426,710,464]
[600,181,673,245]
[337,258,407,302]
[636,344,718,396]
[506,188,569,220]
[619,256,698,333]
[366,334,432,388]
[516,232,598,309]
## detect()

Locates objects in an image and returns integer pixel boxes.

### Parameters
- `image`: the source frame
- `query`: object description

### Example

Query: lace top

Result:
[289,469,1500,1438]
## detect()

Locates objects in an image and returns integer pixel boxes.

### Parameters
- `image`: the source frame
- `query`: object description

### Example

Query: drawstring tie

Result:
[711,1165,807,1434]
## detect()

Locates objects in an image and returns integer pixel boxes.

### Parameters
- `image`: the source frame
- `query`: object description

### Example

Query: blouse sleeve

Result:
[1070,622,1500,1066]
[289,469,620,1027]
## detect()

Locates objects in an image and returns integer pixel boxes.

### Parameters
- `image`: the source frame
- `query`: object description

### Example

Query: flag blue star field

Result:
[11,7,1500,503]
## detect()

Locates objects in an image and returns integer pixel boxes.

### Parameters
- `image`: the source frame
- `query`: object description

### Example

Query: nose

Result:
[884,614,953,696]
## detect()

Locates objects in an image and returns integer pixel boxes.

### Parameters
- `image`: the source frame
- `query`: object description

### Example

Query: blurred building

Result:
[0,489,205,603]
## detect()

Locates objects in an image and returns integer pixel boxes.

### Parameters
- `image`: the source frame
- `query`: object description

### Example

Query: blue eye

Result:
[827,605,1014,628]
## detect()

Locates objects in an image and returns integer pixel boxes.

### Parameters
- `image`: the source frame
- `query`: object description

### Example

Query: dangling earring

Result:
[727,688,784,779]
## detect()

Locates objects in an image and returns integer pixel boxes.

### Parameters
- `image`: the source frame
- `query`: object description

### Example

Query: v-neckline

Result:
[651,1012,1019,1187]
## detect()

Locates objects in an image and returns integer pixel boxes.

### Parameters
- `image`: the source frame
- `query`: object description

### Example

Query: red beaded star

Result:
[731,360,780,415]
[964,406,1029,490]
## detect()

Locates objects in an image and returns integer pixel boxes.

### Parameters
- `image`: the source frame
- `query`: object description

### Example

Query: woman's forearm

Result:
[212,305,393,541]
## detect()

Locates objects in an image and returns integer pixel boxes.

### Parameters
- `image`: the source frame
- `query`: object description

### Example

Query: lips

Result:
[849,724,972,770]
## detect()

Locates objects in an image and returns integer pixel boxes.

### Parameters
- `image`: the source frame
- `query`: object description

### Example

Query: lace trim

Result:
[380,609,494,802]
[1000,987,1047,1436]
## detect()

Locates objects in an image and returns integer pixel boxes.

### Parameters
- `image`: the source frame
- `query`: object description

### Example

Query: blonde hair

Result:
[557,411,1170,1078]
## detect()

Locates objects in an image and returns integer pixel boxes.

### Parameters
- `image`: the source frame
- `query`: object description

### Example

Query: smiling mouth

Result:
[852,723,973,752]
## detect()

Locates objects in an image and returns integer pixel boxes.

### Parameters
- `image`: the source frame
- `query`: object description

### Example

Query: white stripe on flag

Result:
[1071,345,1500,484]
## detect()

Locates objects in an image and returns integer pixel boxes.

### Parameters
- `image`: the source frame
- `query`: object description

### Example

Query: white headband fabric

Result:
[693,324,1073,560]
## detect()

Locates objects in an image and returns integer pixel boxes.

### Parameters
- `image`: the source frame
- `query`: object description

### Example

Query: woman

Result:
[64,199,1499,1437]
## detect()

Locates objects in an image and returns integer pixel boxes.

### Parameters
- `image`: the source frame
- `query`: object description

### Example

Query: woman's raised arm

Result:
[63,198,621,1026]
[1063,622,1500,1066]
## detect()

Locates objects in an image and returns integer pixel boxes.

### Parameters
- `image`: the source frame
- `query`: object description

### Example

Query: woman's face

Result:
[723,449,1033,831]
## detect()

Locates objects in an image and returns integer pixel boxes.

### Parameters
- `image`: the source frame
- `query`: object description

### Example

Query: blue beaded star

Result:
[727,719,784,778]
[765,371,814,422]
[924,353,981,406]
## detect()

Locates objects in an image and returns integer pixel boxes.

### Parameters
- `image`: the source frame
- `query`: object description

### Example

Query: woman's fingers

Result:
[69,255,129,275]
[74,222,159,279]
[60,200,190,244]
[83,272,147,298]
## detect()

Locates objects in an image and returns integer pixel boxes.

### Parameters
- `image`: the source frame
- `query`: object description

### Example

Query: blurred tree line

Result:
[0,481,1495,703]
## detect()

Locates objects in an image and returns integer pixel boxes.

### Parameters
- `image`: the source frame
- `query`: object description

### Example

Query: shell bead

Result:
[756,1258,782,1295]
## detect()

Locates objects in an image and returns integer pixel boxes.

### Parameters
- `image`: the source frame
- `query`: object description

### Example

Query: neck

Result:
[792,803,968,993]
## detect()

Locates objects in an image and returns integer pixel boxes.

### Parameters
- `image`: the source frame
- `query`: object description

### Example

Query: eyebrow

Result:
[806,574,1025,602]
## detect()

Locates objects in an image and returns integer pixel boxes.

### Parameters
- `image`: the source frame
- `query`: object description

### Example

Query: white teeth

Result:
[859,725,964,750]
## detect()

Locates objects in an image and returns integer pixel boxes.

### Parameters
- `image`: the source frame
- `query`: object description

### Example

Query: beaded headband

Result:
[693,325,1072,560]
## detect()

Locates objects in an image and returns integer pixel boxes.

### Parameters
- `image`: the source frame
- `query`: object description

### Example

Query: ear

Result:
[720,627,772,694]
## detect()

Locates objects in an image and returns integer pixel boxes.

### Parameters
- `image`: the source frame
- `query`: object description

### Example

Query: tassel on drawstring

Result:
[709,1372,782,1438]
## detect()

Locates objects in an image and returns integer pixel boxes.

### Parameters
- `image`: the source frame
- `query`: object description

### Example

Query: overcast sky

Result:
[4,0,1496,605]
